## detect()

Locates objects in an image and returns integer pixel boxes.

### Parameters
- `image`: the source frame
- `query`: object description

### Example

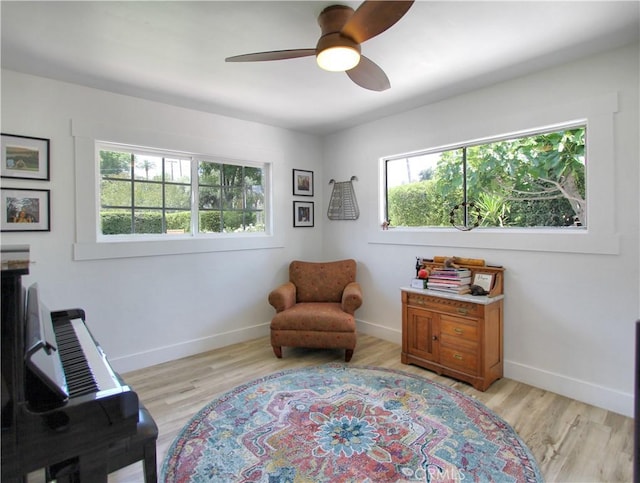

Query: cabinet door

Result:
[405,307,438,362]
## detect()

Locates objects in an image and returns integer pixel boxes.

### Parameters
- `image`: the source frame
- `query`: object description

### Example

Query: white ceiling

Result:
[2,1,639,135]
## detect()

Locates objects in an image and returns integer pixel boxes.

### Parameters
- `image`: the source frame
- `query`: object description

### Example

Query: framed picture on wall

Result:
[1,133,50,181]
[293,201,314,227]
[292,169,314,196]
[1,188,51,232]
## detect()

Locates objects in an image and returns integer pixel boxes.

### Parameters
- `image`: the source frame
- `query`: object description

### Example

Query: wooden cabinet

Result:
[401,288,504,391]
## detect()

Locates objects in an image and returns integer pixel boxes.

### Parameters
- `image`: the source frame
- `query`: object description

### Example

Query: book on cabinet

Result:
[416,257,504,298]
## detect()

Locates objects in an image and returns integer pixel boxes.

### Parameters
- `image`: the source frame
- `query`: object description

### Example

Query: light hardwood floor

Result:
[38,335,636,482]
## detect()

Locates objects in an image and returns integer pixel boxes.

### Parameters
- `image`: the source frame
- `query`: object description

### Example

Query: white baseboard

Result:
[111,322,271,374]
[358,318,633,417]
[357,319,402,345]
[505,360,633,417]
[110,319,633,418]
[114,319,397,374]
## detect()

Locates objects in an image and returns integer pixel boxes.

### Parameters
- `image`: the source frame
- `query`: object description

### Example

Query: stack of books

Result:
[426,268,472,294]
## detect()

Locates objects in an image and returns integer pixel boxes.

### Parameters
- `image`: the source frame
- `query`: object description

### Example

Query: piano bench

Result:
[46,404,159,483]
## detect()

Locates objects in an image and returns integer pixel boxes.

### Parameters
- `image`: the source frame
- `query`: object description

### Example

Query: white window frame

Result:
[72,121,280,261]
[383,121,587,230]
[371,92,620,255]
[96,142,267,241]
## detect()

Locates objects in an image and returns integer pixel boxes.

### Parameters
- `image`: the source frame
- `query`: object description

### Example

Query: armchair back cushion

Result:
[290,259,356,303]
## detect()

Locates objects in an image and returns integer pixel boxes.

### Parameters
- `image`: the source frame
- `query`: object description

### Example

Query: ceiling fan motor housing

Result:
[317,5,356,35]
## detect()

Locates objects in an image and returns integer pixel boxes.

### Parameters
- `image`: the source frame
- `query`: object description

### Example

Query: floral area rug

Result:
[162,364,543,482]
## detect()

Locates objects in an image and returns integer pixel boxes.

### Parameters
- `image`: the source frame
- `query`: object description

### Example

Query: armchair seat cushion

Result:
[271,303,356,332]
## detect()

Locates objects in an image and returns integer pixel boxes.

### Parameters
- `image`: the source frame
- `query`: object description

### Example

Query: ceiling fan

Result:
[225,1,415,92]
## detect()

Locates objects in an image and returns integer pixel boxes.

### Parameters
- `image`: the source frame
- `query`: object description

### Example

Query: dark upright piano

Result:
[1,246,139,482]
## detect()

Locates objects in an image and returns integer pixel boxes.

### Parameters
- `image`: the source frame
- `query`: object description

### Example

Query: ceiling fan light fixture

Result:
[317,45,360,71]
[316,33,361,72]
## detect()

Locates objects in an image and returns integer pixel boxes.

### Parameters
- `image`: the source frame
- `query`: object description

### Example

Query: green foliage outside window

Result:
[99,145,265,236]
[100,210,258,234]
[386,126,586,229]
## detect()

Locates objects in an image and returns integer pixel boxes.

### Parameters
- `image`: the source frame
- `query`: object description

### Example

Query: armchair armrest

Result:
[342,282,363,315]
[268,282,296,313]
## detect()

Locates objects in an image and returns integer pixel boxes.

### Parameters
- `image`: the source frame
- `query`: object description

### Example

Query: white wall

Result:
[1,70,325,372]
[2,41,638,417]
[322,42,640,416]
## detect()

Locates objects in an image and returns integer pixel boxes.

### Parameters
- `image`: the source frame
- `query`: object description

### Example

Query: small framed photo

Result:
[1,188,51,232]
[1,133,50,181]
[293,201,314,227]
[293,169,314,196]
[473,272,495,292]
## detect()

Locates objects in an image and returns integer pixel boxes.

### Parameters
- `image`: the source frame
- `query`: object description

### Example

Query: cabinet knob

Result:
[457,308,468,315]
[454,328,463,335]
[432,335,438,341]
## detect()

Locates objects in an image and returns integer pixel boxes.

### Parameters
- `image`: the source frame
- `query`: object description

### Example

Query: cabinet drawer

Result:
[440,316,478,343]
[405,293,480,317]
[440,346,478,374]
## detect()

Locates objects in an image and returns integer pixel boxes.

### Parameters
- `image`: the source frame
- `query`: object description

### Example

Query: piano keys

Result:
[1,256,139,483]
[24,295,131,411]
[52,314,126,400]
[53,318,100,398]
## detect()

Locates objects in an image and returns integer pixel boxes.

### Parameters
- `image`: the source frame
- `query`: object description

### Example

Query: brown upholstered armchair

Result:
[268,259,362,362]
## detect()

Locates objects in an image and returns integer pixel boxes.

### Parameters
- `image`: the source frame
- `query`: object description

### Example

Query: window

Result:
[384,124,586,230]
[98,143,266,237]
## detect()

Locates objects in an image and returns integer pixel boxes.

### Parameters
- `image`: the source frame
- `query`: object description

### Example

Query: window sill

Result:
[73,234,284,261]
[368,228,619,255]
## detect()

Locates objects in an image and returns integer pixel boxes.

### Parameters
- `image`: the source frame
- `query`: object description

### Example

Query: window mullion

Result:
[462,147,468,228]
[241,165,246,229]
[161,157,167,233]
[192,158,199,235]
[130,153,135,234]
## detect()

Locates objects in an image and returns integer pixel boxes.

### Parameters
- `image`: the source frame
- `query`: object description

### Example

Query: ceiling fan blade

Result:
[342,1,415,44]
[226,49,316,63]
[346,56,390,92]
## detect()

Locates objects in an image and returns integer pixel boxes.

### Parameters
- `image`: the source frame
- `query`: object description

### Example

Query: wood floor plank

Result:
[27,335,634,482]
